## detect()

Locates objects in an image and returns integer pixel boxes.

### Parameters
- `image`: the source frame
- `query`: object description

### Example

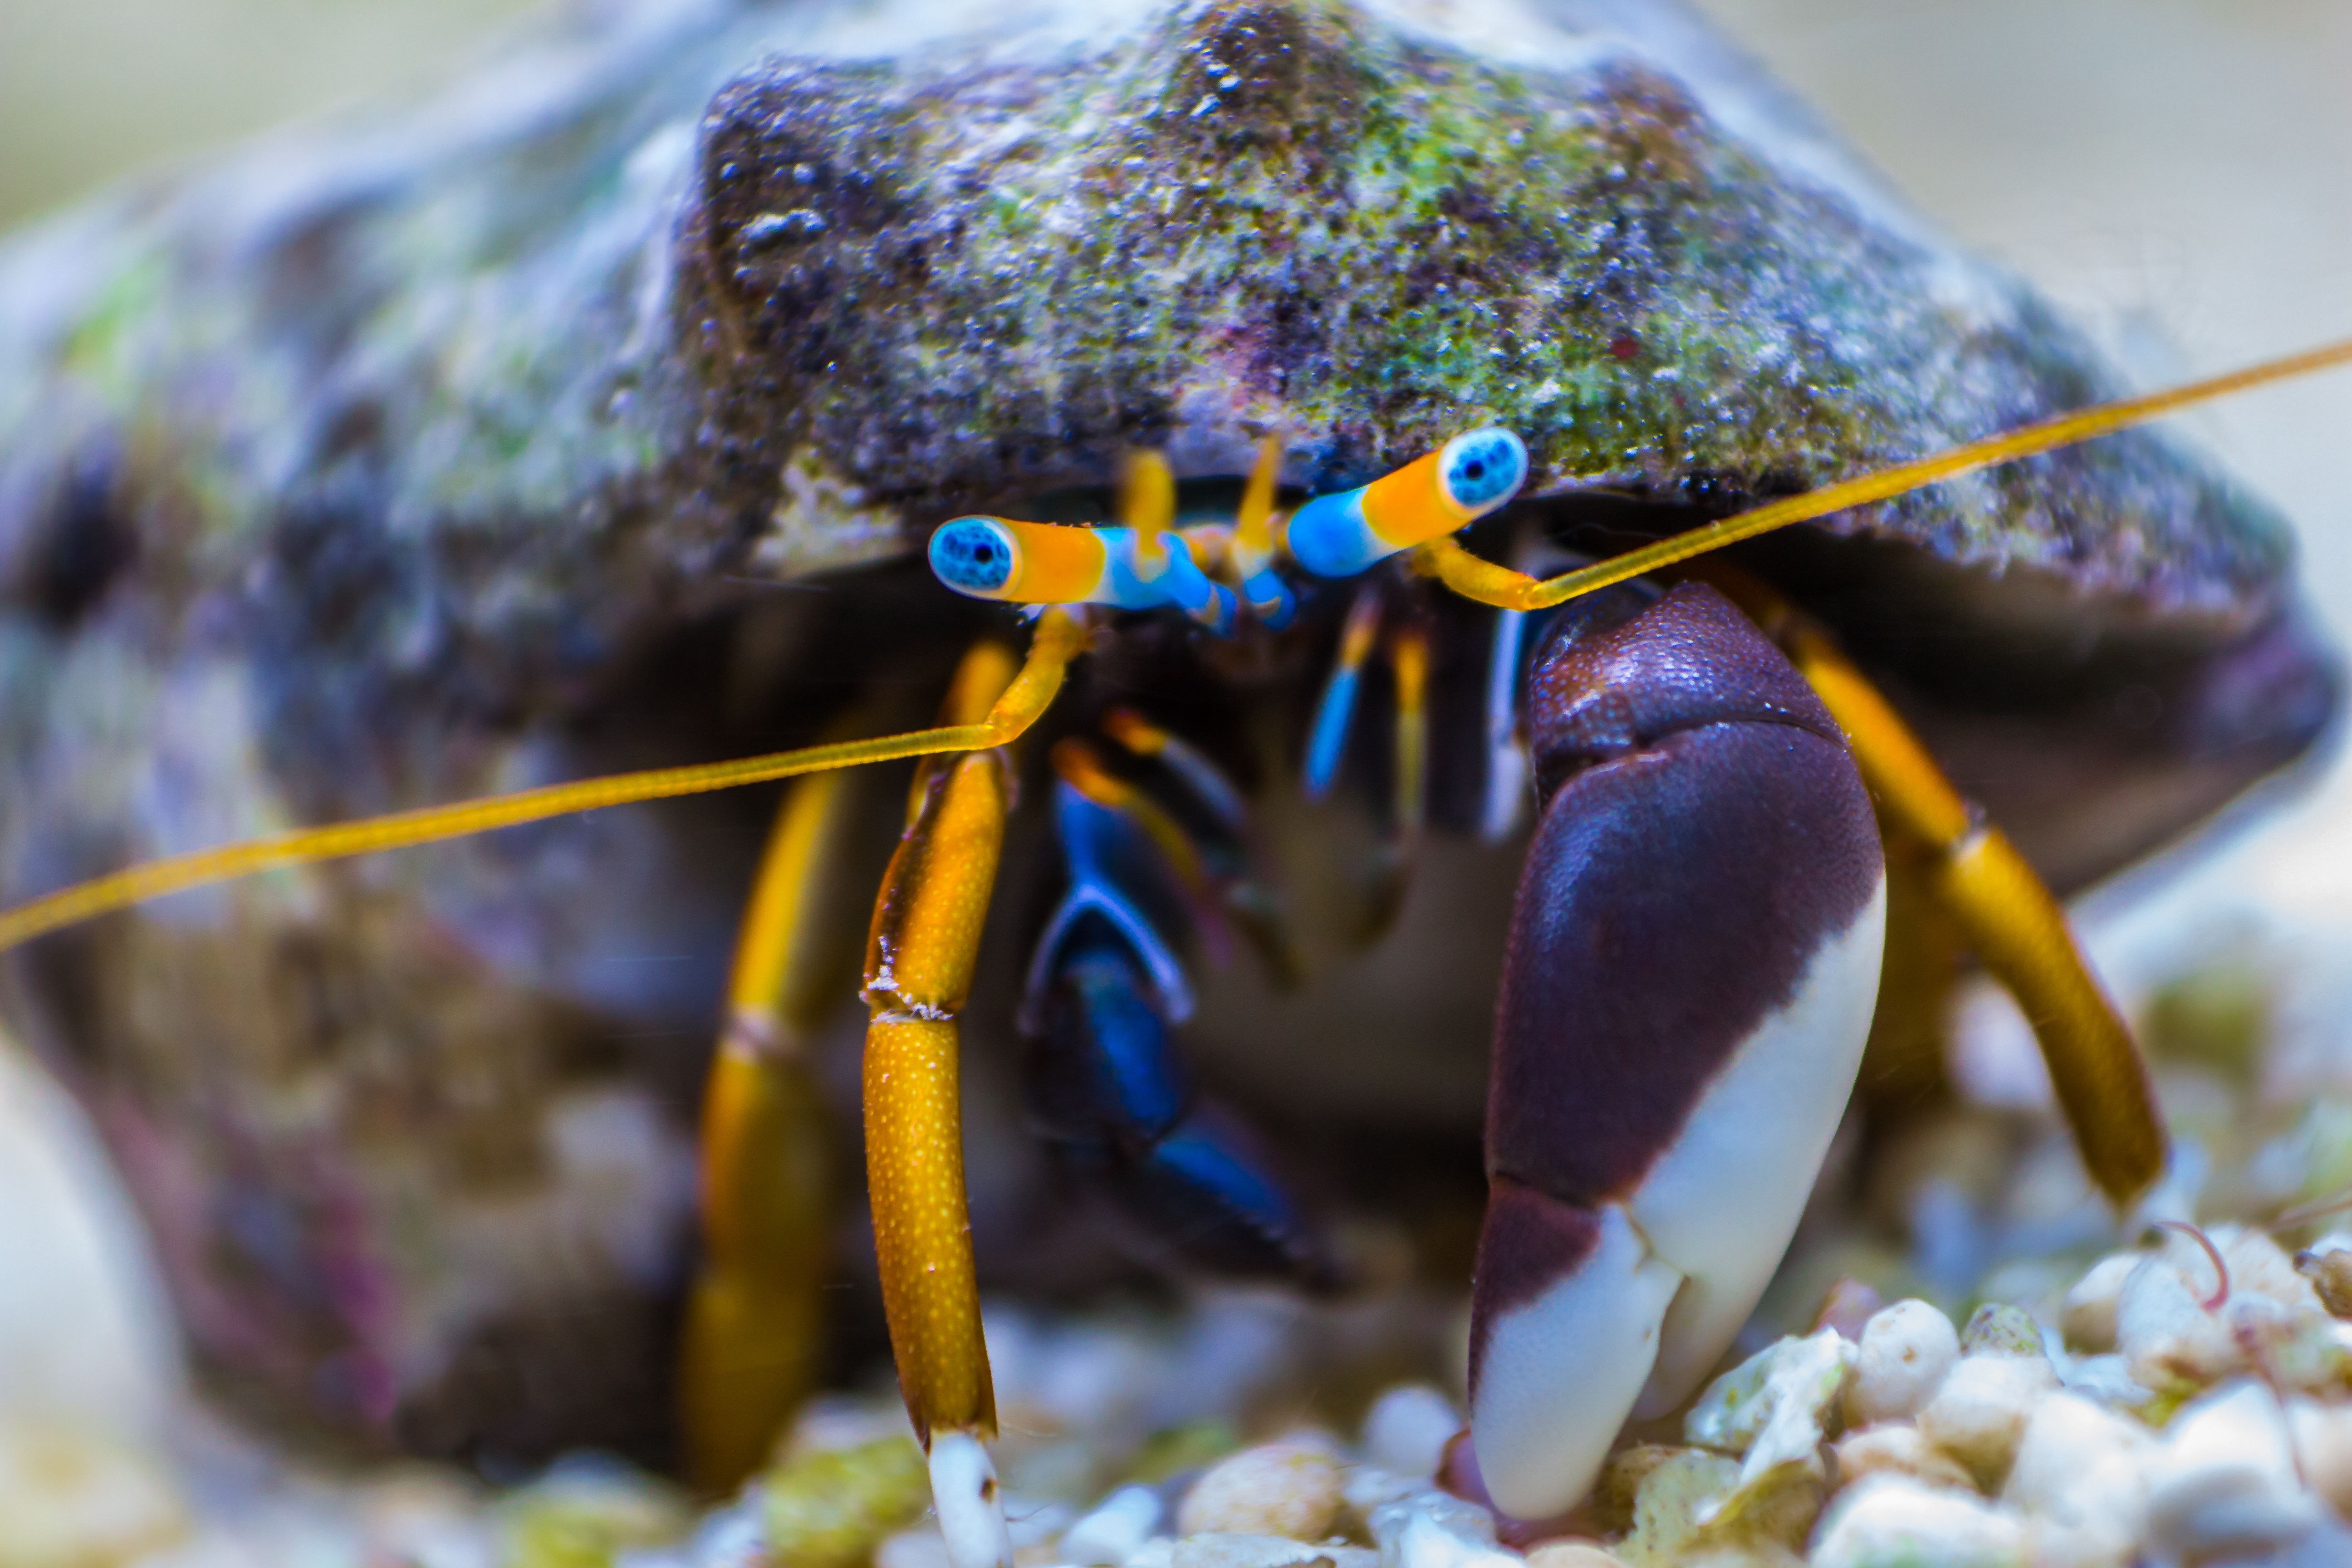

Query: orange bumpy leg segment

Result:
[1731,582,2165,1207]
[860,635,1041,1446]
[865,1010,993,1440]
[679,755,865,1494]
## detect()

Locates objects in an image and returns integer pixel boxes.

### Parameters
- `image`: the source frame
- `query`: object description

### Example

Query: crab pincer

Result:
[1467,582,1888,1518]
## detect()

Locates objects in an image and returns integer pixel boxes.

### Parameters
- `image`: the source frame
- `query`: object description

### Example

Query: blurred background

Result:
[1678,0,2352,1025]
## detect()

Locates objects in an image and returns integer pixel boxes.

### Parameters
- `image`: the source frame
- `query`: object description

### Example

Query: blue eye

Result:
[1440,429,1529,514]
[931,518,1016,595]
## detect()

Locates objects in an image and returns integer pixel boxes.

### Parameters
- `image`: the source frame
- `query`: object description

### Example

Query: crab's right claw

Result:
[1465,584,1887,1518]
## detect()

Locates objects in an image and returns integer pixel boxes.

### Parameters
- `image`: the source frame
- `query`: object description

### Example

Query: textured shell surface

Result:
[0,0,2336,1470]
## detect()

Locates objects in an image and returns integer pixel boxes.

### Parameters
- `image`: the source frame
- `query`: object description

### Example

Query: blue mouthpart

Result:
[1242,567,1296,630]
[1303,665,1361,800]
[931,518,1015,595]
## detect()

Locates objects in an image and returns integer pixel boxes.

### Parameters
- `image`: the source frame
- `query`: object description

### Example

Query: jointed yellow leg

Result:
[863,786,1001,1445]
[679,736,874,1495]
[856,630,1079,1568]
[1716,575,2166,1207]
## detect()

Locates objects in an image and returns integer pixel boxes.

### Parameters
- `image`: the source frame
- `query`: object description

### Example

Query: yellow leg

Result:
[859,638,1059,1568]
[681,626,1078,1494]
[679,743,870,1495]
[1356,623,1430,943]
[1717,575,2166,1207]
[1854,847,1968,1121]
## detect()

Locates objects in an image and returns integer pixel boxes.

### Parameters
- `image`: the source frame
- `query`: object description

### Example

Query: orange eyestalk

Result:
[1285,429,1529,576]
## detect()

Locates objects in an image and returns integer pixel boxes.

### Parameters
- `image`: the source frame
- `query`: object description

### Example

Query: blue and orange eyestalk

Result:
[931,516,1236,628]
[1285,429,1529,579]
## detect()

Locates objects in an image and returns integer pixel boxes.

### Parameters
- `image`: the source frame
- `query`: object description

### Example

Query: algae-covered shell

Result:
[0,0,2334,1464]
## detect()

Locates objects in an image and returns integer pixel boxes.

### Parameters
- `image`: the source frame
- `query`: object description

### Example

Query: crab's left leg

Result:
[858,617,1085,1568]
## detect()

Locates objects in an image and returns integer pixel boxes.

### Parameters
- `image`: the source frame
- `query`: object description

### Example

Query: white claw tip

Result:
[930,1429,1014,1568]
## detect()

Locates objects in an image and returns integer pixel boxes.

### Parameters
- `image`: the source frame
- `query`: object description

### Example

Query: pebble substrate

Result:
[18,947,2352,1568]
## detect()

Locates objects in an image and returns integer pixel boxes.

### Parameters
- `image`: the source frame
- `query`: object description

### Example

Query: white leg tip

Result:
[931,1429,1013,1568]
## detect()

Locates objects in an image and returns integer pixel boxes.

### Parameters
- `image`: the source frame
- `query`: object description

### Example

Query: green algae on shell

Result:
[692,0,2275,607]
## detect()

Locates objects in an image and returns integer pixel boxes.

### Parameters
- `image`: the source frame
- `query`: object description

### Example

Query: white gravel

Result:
[1913,1352,2058,1491]
[1843,1301,1959,1426]
[1176,1435,1345,1541]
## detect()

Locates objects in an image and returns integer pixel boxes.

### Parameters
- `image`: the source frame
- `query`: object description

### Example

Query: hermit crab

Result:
[0,0,2342,1558]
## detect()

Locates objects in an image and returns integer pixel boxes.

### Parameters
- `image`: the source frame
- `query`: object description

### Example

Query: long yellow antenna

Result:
[6,335,2349,957]
[0,609,1088,955]
[1415,335,2352,612]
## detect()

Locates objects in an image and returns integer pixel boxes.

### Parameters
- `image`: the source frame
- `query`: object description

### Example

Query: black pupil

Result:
[1464,461,1485,479]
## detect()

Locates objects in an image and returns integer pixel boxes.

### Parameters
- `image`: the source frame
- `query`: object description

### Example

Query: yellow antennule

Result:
[1415,335,2352,611]
[1121,448,1177,573]
[0,608,1089,956]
